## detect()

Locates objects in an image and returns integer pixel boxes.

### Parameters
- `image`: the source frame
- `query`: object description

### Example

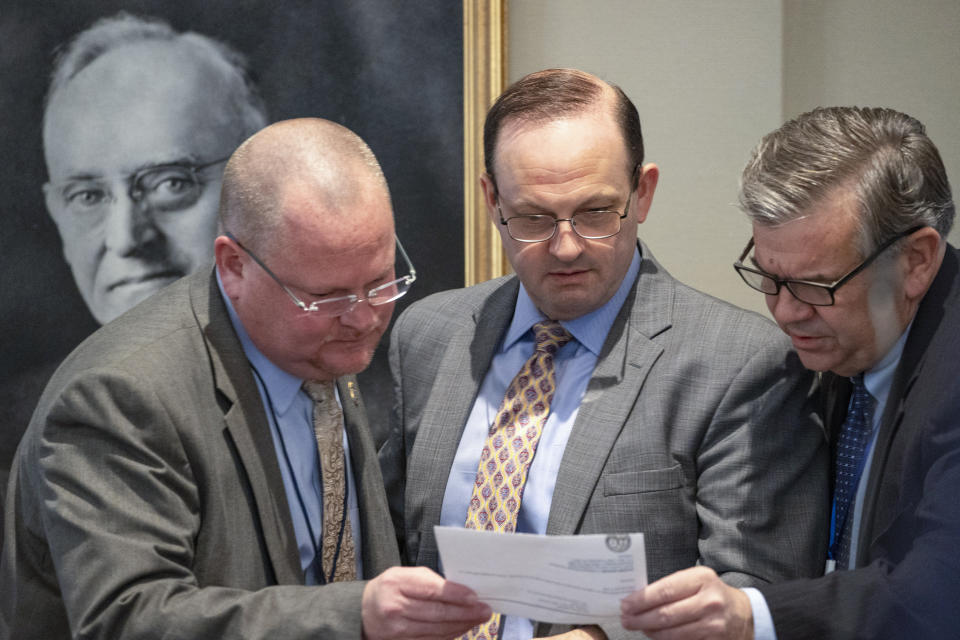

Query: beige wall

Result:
[507,0,960,316]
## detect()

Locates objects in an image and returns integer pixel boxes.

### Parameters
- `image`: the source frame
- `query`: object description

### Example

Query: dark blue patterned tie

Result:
[833,374,874,569]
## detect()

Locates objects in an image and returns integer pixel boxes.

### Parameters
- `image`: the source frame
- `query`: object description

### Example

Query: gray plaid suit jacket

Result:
[0,269,399,639]
[381,243,829,639]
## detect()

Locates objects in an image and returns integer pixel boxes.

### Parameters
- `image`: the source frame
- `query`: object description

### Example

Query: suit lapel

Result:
[190,271,303,585]
[408,279,518,567]
[547,245,671,535]
[338,376,400,577]
[856,247,959,561]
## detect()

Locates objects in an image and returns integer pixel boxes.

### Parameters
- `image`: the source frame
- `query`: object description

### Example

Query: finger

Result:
[395,617,490,640]
[644,617,720,640]
[402,595,492,624]
[621,566,715,614]
[622,581,726,632]
[390,567,481,604]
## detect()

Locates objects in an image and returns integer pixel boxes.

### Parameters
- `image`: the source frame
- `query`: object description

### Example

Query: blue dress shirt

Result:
[438,247,642,639]
[746,325,911,639]
[216,271,362,584]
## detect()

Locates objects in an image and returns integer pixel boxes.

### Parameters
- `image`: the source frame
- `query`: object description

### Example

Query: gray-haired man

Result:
[622,107,960,640]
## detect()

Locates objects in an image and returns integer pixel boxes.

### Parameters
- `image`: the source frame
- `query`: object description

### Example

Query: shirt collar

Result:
[504,245,642,356]
[861,320,912,410]
[216,268,304,417]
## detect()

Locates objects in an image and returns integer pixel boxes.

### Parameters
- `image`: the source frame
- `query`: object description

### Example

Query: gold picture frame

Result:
[463,0,510,285]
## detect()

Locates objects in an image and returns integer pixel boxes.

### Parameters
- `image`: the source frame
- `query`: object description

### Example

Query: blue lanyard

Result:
[249,364,349,584]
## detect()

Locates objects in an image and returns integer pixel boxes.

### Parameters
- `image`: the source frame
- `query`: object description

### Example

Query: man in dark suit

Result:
[380,68,828,640]
[0,118,490,639]
[622,107,960,639]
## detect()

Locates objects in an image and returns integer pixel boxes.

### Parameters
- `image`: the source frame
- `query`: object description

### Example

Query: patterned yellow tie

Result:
[303,381,357,583]
[461,320,573,640]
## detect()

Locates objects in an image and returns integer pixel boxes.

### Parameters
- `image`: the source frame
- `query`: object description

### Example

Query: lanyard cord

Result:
[249,364,349,584]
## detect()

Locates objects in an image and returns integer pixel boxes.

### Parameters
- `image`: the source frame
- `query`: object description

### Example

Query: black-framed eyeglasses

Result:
[225,231,417,317]
[48,156,231,220]
[733,225,923,306]
[498,191,632,243]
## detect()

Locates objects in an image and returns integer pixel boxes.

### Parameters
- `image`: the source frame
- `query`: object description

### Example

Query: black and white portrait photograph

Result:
[0,0,468,491]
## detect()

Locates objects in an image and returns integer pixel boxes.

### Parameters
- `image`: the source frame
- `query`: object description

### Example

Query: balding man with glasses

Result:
[1,118,492,640]
[622,107,960,640]
[41,12,270,326]
[380,68,828,640]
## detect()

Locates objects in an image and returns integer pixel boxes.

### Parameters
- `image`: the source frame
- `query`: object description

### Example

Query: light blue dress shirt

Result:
[438,247,641,640]
[216,271,362,584]
[745,325,911,640]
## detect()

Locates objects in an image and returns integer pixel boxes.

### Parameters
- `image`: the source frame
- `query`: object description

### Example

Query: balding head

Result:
[41,12,268,325]
[219,118,391,256]
[215,118,398,382]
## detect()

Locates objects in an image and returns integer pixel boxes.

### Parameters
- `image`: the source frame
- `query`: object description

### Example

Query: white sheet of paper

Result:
[435,526,647,625]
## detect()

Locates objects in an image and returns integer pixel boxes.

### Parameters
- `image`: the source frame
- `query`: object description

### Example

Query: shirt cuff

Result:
[742,587,777,640]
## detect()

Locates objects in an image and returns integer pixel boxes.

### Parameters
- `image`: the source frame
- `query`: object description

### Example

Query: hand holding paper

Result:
[434,526,647,626]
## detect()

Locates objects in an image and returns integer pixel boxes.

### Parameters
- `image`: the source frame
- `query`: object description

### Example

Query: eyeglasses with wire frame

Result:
[732,225,923,306]
[225,231,417,317]
[47,156,231,221]
[498,191,632,243]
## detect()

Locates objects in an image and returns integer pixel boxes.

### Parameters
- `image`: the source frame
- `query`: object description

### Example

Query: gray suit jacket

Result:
[0,269,399,639]
[380,244,829,638]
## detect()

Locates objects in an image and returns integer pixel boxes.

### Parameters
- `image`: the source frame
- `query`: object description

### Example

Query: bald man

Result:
[0,119,490,639]
[42,12,268,326]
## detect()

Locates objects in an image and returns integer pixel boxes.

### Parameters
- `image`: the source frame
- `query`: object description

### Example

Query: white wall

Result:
[507,0,960,316]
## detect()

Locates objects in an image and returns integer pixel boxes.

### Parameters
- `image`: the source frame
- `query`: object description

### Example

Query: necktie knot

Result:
[533,320,572,355]
[303,381,339,425]
[849,374,874,431]
[303,380,336,404]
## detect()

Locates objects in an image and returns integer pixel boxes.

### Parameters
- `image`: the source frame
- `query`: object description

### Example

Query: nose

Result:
[338,297,381,332]
[102,194,159,255]
[766,289,815,326]
[548,219,584,262]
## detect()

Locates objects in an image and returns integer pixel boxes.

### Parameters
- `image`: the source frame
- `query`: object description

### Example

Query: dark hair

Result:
[739,106,954,254]
[483,68,644,191]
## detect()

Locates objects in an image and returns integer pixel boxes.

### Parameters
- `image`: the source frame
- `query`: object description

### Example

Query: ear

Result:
[214,234,246,298]
[632,163,659,225]
[479,172,501,228]
[900,226,944,301]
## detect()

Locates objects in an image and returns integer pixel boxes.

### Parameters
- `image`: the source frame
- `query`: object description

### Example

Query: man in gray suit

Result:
[1,118,490,639]
[380,68,828,640]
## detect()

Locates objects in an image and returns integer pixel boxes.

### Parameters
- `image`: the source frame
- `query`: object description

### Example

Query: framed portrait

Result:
[0,0,507,485]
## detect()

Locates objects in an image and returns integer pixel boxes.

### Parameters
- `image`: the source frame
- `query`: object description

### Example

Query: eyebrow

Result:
[749,255,841,284]
[303,266,397,299]
[58,156,203,184]
[505,192,624,213]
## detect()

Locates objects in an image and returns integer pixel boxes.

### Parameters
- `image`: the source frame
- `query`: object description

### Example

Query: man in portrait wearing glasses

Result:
[621,107,960,639]
[380,68,828,640]
[0,12,270,500]
[1,118,493,638]
[41,12,268,326]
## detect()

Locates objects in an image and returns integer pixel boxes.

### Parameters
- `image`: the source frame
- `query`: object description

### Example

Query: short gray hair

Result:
[219,119,391,257]
[44,11,268,139]
[739,106,954,256]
